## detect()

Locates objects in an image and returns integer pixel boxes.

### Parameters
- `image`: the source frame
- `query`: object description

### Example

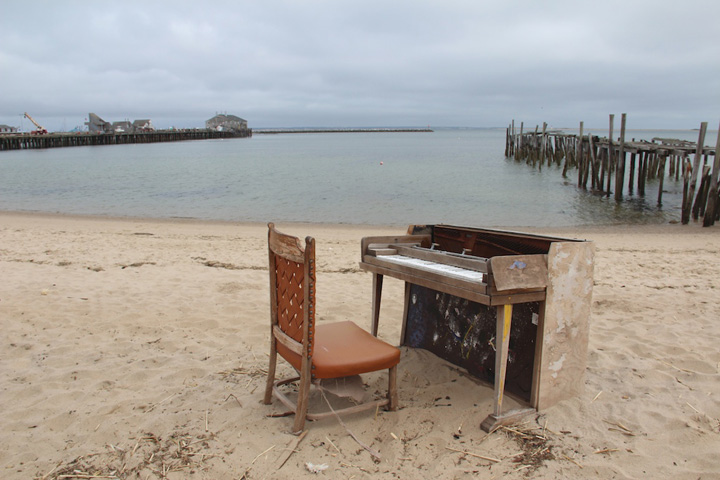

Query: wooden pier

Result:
[0,129,252,152]
[505,115,720,227]
[254,127,433,134]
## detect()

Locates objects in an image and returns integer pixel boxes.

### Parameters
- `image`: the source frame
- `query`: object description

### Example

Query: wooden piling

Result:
[639,151,647,197]
[599,145,607,193]
[540,123,547,169]
[703,121,720,227]
[589,134,599,190]
[519,122,524,156]
[505,123,511,157]
[606,115,614,196]
[628,152,637,194]
[693,165,712,219]
[614,113,627,201]
[511,120,515,157]
[682,122,707,224]
[577,122,584,187]
[657,154,667,205]
[584,135,593,189]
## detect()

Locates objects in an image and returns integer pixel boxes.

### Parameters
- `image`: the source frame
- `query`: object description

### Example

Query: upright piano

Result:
[359,224,594,431]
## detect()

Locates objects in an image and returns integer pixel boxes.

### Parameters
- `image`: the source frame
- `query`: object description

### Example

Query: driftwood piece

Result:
[275,430,308,470]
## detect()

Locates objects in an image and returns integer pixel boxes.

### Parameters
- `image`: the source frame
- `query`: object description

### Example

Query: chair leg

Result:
[387,365,399,411]
[263,339,278,405]
[292,372,312,434]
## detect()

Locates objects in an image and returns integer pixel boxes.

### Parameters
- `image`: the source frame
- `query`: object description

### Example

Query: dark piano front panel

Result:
[402,224,554,403]
[405,285,540,402]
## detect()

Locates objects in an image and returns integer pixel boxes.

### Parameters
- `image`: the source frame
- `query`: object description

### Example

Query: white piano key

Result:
[378,255,486,283]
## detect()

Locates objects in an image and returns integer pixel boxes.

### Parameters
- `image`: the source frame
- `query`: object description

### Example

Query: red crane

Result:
[24,112,48,134]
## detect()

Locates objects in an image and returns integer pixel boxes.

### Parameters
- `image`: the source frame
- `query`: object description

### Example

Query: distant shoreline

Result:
[253,128,433,134]
[3,209,710,237]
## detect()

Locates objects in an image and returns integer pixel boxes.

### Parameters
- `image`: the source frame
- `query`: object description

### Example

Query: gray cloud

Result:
[1,0,719,131]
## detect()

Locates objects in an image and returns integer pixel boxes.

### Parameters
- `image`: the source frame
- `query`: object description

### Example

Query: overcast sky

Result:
[1,1,719,131]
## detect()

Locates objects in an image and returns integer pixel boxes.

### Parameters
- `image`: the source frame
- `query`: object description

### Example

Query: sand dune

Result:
[1,212,719,479]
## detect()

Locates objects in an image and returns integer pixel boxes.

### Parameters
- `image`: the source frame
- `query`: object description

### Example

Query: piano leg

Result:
[400,282,411,346]
[493,304,513,416]
[481,303,535,432]
[371,273,384,337]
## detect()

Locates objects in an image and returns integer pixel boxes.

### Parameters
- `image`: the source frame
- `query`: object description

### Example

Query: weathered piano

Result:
[359,224,594,431]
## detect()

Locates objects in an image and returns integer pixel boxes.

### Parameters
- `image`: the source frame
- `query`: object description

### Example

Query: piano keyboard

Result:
[377,255,486,283]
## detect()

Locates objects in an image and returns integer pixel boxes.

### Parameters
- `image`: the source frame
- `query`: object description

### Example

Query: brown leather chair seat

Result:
[277,321,400,379]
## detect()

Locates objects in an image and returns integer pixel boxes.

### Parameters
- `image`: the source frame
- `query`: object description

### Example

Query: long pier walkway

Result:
[254,128,433,134]
[505,115,720,227]
[0,129,252,151]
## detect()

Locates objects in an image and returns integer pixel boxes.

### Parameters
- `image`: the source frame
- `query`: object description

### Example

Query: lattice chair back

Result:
[267,223,316,370]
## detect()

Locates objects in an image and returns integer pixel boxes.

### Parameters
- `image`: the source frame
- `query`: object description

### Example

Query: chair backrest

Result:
[267,223,316,361]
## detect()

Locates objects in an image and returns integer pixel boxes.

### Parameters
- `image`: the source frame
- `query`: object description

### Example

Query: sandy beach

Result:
[1,211,719,479]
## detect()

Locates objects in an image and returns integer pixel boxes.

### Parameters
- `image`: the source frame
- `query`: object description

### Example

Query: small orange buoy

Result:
[380,161,384,165]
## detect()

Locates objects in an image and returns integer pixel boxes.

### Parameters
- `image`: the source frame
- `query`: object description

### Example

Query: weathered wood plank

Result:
[489,254,548,291]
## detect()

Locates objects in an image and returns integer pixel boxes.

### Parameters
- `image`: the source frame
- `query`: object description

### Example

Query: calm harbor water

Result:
[0,128,713,227]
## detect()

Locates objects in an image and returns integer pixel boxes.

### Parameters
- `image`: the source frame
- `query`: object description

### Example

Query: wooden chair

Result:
[264,223,400,433]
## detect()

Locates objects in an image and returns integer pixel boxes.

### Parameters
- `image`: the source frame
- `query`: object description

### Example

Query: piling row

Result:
[0,129,252,151]
[505,115,720,227]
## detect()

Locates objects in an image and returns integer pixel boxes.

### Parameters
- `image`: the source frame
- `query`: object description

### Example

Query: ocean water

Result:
[0,128,713,227]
